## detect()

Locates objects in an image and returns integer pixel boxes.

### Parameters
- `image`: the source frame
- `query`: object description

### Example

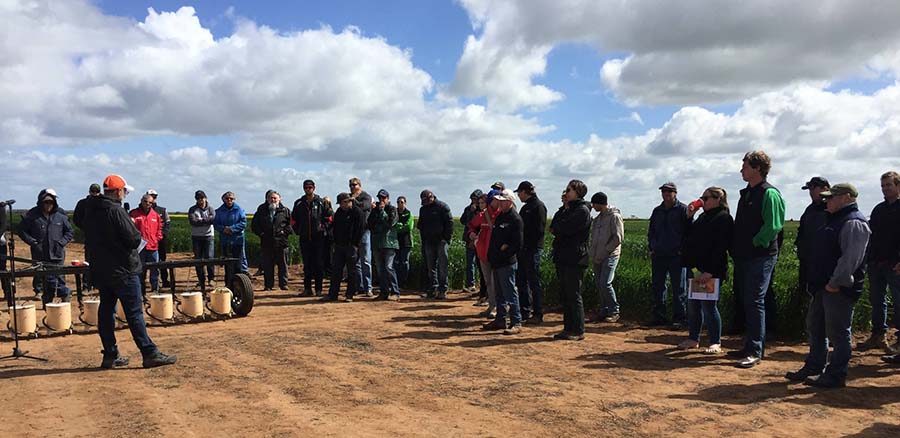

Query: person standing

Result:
[862,171,900,353]
[188,190,216,287]
[145,190,172,288]
[322,196,335,279]
[394,196,415,288]
[370,189,401,301]
[73,183,102,291]
[729,150,785,368]
[213,191,249,286]
[647,182,690,327]
[325,193,366,302]
[677,187,733,354]
[0,199,10,300]
[589,191,624,323]
[793,177,830,324]
[469,192,500,317]
[417,190,453,299]
[460,190,483,293]
[130,194,163,294]
[349,178,374,297]
[292,180,328,296]
[481,189,525,335]
[548,180,592,341]
[18,188,74,304]
[252,190,292,291]
[515,181,548,324]
[82,174,176,369]
[785,184,870,388]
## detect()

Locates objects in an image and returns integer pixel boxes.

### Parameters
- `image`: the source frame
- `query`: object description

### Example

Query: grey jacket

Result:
[590,206,624,261]
[188,204,216,238]
[829,218,871,290]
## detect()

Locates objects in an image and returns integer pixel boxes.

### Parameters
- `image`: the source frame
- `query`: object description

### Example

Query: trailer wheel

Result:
[230,273,254,316]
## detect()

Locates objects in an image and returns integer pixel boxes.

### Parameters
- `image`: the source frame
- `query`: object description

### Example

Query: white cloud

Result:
[451,0,900,108]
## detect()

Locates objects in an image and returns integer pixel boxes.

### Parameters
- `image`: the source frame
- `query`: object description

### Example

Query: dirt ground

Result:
[1,244,899,437]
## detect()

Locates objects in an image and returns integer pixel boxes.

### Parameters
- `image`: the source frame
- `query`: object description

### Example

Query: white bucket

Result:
[149,294,173,320]
[82,300,100,326]
[116,300,127,323]
[180,292,204,317]
[210,288,232,315]
[45,302,72,331]
[8,304,37,335]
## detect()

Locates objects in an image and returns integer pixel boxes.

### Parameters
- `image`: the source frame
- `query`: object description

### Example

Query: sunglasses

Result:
[349,183,360,187]
[700,196,718,201]
[224,197,235,201]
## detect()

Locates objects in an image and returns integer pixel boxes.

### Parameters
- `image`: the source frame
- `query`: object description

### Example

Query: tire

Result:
[230,273,254,316]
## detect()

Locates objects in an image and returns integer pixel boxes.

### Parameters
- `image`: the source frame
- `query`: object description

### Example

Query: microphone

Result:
[0,199,14,206]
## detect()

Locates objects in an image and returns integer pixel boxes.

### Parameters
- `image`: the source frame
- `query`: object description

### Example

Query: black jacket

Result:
[0,201,8,247]
[795,201,828,262]
[682,207,734,280]
[417,199,453,243]
[519,195,547,250]
[332,205,367,248]
[549,199,592,266]
[152,205,171,239]
[81,194,142,284]
[461,204,478,243]
[867,198,900,266]
[251,202,293,249]
[292,194,330,241]
[397,208,413,248]
[488,208,523,268]
[18,190,73,263]
[648,200,690,257]
[352,191,373,221]
[73,196,91,230]
[732,181,781,258]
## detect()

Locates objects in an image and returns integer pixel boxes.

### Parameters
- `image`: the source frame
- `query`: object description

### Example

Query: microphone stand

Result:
[1,201,48,361]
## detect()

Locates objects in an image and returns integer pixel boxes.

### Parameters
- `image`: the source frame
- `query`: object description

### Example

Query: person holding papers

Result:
[677,187,733,354]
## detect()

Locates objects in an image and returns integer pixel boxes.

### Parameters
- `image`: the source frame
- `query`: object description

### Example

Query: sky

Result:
[2,0,900,218]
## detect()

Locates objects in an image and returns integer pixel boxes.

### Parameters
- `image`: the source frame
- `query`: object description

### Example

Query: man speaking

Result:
[82,174,176,369]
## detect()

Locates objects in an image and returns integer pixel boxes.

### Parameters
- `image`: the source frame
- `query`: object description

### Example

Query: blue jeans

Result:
[97,274,158,356]
[516,248,544,318]
[465,248,478,288]
[394,246,411,288]
[139,249,159,293]
[37,269,70,304]
[734,255,778,358]
[593,255,620,316]
[356,230,372,293]
[493,263,521,326]
[221,238,248,286]
[651,255,686,322]
[422,239,449,294]
[375,248,400,296]
[869,264,900,335]
[192,236,215,283]
[805,289,857,379]
[688,299,721,345]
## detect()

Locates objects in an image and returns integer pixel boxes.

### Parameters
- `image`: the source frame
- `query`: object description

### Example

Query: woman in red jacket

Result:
[468,191,501,318]
[130,194,164,293]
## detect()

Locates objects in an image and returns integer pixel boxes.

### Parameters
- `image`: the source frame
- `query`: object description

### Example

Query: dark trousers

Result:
[139,249,159,294]
[558,264,586,336]
[465,248,478,288]
[221,239,248,286]
[1,244,10,299]
[804,289,857,379]
[329,245,359,299]
[191,236,215,283]
[516,248,544,318]
[323,238,333,278]
[651,254,686,323]
[300,238,325,292]
[394,246,411,288]
[97,274,158,357]
[261,245,289,289]
[422,239,449,294]
[158,237,169,285]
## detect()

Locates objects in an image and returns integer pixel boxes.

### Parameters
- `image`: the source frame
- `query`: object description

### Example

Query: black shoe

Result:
[142,351,177,369]
[314,289,323,297]
[374,294,389,301]
[736,356,761,368]
[100,350,129,369]
[320,296,338,302]
[344,297,354,302]
[263,287,274,291]
[552,331,570,340]
[671,321,686,330]
[434,292,447,300]
[804,374,846,388]
[646,318,670,327]
[881,353,900,364]
[564,333,585,341]
[279,285,289,291]
[726,349,749,358]
[785,367,822,382]
[482,320,506,331]
[300,290,313,297]
[524,315,544,325]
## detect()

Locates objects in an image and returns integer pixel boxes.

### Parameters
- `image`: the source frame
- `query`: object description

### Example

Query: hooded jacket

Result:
[252,202,293,249]
[129,207,163,251]
[213,203,247,245]
[18,189,74,262]
[550,199,592,266]
[81,194,142,284]
[292,194,329,241]
[589,205,624,261]
[369,203,399,250]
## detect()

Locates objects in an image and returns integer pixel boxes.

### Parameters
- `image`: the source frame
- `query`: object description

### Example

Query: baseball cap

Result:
[337,192,352,203]
[658,182,677,192]
[145,189,158,197]
[40,188,58,202]
[591,192,608,205]
[377,189,390,199]
[491,181,505,190]
[89,183,101,194]
[514,181,535,193]
[493,189,517,202]
[194,190,207,199]
[103,175,134,194]
[801,176,830,190]
[820,183,858,198]
[470,189,483,199]
[486,189,501,204]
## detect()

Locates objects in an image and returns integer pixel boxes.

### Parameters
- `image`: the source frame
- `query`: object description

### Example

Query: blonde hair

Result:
[705,186,729,213]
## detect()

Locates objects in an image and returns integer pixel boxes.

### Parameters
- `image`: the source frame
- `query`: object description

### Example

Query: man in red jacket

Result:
[130,194,163,293]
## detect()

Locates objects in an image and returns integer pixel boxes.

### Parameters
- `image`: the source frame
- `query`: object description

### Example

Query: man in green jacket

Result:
[394,196,415,288]
[370,189,401,301]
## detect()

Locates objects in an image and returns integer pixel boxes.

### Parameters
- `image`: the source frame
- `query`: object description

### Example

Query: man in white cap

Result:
[146,189,172,288]
[81,175,176,369]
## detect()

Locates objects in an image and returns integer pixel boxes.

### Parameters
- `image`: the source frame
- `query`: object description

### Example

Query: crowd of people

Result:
[1,150,899,389]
